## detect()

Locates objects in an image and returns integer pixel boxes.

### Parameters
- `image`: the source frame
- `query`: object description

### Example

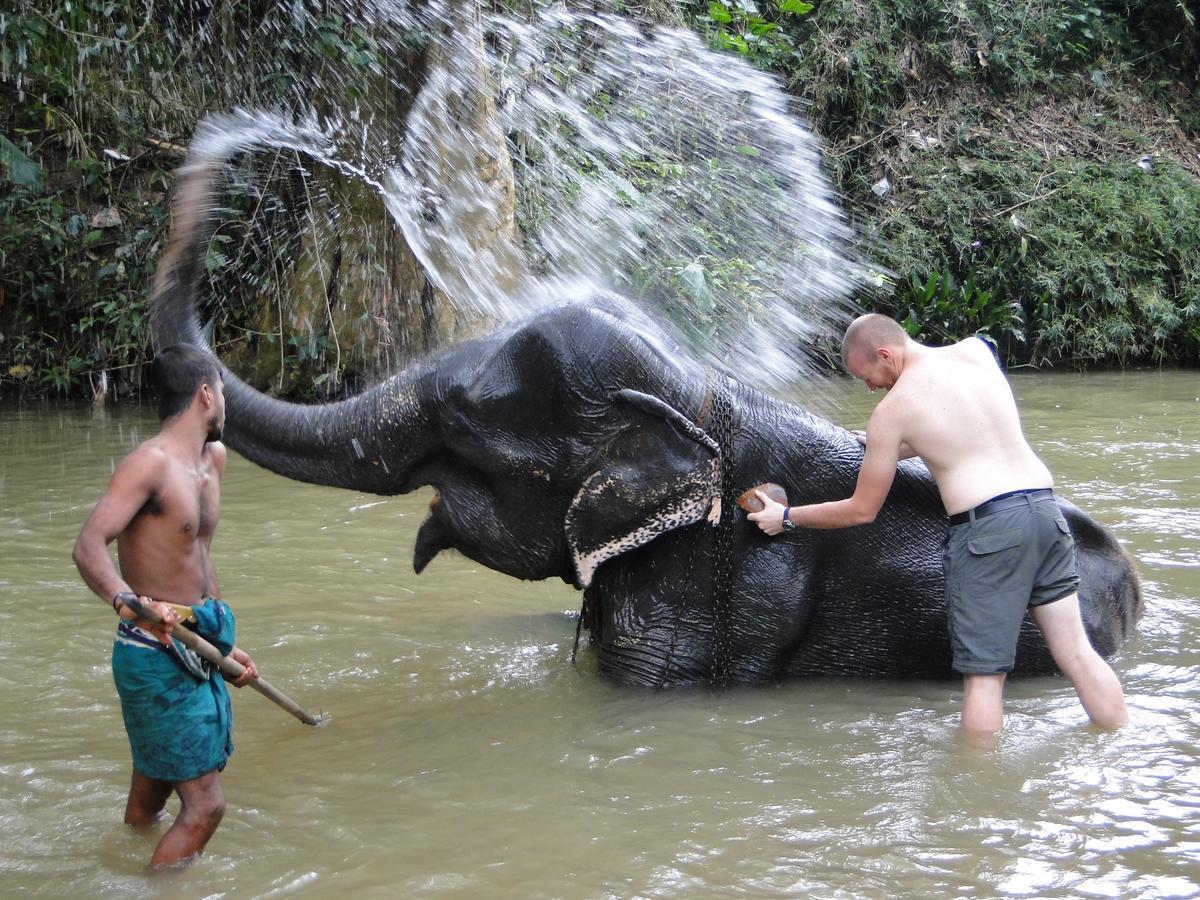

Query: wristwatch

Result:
[781,507,796,530]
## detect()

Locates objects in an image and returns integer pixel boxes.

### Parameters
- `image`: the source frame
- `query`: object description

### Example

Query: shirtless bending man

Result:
[73,343,259,868]
[748,314,1128,736]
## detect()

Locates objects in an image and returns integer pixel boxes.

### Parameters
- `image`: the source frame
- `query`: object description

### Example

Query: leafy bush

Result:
[1,0,1197,400]
[0,0,397,399]
[681,0,1198,367]
[691,0,813,69]
[876,152,1200,364]
[897,270,1025,351]
[0,156,169,398]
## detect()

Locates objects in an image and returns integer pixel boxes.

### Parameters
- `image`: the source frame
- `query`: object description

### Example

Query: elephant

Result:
[149,159,1144,687]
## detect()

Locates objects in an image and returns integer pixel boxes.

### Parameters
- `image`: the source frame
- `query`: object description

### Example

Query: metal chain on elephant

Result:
[653,371,716,690]
[708,377,737,687]
[576,370,737,689]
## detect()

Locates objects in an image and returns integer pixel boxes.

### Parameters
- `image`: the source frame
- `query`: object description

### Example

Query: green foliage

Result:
[898,270,1025,349]
[617,143,801,363]
[1023,161,1200,365]
[876,151,1200,365]
[0,3,177,396]
[707,0,1198,139]
[0,168,168,397]
[268,4,387,102]
[0,0,401,399]
[1,0,1196,400]
[680,0,1198,367]
[692,0,813,69]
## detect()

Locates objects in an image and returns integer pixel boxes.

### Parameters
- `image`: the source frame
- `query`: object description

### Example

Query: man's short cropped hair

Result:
[152,343,220,421]
[840,314,909,367]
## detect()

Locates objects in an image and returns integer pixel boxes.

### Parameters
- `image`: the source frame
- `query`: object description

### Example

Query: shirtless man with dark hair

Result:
[73,343,259,868]
[749,314,1128,736]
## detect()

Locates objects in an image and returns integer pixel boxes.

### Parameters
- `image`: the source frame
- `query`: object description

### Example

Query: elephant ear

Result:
[565,389,721,588]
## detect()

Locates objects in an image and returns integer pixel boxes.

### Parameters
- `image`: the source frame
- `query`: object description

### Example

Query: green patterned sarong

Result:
[112,598,236,782]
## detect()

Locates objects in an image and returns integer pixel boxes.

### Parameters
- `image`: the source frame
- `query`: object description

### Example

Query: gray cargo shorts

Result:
[943,493,1079,675]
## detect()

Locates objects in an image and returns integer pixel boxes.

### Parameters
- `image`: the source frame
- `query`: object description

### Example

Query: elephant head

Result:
[152,170,733,589]
[151,155,1144,687]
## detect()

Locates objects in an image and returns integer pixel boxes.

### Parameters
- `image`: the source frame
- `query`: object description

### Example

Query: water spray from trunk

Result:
[162,0,871,389]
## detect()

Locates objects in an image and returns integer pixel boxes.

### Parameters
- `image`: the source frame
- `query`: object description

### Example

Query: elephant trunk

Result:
[150,153,438,495]
[216,365,435,494]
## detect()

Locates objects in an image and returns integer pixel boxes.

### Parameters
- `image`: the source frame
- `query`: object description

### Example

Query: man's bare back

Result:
[870,336,1052,514]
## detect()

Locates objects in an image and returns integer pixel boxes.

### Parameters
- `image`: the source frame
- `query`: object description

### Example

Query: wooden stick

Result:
[125,598,321,726]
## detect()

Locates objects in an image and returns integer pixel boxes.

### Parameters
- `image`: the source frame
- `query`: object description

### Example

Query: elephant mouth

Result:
[413,490,451,574]
[411,484,570,582]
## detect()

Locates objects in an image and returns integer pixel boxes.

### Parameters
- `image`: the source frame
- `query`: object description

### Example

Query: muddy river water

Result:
[1,370,1196,898]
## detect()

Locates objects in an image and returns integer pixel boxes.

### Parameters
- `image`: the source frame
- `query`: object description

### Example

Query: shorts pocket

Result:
[967,528,1023,555]
[1054,517,1071,535]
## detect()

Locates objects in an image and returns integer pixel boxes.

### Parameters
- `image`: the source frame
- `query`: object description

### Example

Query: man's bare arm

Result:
[200,442,226,598]
[749,403,904,533]
[73,446,167,606]
[852,429,917,460]
[197,442,257,684]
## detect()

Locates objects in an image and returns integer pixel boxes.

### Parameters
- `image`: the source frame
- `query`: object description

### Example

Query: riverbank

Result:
[2,0,1197,401]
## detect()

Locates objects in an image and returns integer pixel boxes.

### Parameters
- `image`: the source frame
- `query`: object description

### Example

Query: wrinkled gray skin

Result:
[150,161,1143,687]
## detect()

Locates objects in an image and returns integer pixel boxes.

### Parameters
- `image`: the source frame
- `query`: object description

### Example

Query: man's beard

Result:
[206,416,223,443]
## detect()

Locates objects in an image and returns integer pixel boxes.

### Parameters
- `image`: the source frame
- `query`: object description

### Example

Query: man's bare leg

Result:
[961,673,1006,734]
[148,770,225,868]
[124,770,173,827]
[1031,593,1129,729]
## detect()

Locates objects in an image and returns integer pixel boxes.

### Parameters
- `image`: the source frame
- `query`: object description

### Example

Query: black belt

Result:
[948,488,1054,526]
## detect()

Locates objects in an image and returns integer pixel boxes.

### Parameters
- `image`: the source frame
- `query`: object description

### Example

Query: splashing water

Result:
[177,0,869,386]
